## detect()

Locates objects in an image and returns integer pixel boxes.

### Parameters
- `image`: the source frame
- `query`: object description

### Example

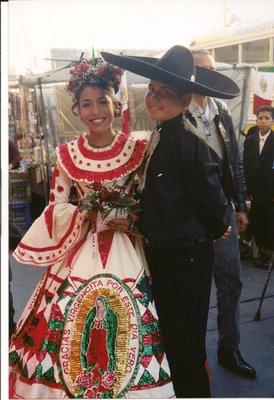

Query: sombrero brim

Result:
[101,52,240,99]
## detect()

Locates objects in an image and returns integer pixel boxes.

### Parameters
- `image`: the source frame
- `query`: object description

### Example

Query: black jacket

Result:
[137,114,230,244]
[186,100,247,212]
[243,130,274,203]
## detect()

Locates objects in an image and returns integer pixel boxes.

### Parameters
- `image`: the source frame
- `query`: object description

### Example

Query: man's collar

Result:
[189,97,218,120]
[156,113,184,132]
[259,130,271,140]
[188,100,204,116]
[206,97,219,120]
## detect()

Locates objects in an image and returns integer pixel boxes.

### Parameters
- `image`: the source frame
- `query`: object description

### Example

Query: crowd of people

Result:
[8,45,273,399]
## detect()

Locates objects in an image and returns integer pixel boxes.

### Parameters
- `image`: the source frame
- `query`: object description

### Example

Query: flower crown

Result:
[67,57,124,97]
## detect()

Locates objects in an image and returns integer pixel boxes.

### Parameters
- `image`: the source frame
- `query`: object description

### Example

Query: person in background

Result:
[9,221,22,338]
[9,139,20,170]
[102,45,239,398]
[185,49,256,379]
[9,139,22,336]
[243,106,274,268]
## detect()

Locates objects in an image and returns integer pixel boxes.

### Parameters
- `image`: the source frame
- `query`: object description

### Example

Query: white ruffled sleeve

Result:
[13,157,88,267]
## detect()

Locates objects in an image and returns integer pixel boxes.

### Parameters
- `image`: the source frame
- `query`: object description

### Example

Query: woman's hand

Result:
[106,217,130,233]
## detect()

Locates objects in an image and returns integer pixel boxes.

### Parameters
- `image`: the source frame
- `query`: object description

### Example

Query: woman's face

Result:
[145,80,188,124]
[78,86,115,135]
[96,299,105,312]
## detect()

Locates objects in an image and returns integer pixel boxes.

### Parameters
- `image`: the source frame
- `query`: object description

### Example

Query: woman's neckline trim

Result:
[82,131,121,152]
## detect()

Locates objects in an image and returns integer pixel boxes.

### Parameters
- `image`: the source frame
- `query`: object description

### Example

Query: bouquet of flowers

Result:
[77,182,141,222]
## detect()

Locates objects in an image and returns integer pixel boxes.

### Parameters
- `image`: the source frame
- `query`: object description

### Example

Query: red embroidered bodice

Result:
[13,132,147,267]
[57,132,147,183]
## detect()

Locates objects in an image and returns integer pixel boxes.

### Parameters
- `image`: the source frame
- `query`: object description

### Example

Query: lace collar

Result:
[82,131,120,152]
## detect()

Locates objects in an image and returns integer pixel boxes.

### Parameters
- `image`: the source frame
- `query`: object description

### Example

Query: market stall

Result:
[8,59,253,231]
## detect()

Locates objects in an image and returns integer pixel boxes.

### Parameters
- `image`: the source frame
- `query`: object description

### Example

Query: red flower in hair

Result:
[97,65,105,76]
[67,57,123,96]
[67,80,78,91]
[79,61,90,73]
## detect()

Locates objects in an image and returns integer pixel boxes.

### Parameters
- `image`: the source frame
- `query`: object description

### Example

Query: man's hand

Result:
[236,211,249,234]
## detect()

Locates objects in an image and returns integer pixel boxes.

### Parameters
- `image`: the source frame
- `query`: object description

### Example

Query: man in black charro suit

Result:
[102,46,239,397]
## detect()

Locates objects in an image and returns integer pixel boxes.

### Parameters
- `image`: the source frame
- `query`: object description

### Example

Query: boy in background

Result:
[243,106,274,268]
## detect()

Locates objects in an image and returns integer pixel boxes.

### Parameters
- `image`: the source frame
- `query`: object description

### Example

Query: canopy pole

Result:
[37,77,51,204]
[237,67,252,158]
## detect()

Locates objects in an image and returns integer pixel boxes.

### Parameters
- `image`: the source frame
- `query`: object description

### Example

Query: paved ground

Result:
[207,259,274,397]
[9,256,274,397]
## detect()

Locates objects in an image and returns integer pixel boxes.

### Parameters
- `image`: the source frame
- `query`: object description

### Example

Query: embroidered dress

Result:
[10,132,174,399]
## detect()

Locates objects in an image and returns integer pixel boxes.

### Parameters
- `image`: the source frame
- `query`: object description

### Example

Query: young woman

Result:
[10,58,174,399]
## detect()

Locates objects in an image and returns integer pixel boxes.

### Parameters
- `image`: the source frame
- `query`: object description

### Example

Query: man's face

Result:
[193,53,216,71]
[145,80,190,124]
[256,111,273,135]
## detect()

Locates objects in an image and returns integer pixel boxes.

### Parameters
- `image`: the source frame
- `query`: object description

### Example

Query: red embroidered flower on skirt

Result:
[83,386,99,399]
[101,371,117,390]
[75,370,95,389]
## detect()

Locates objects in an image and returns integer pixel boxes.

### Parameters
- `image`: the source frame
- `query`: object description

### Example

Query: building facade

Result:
[190,19,274,127]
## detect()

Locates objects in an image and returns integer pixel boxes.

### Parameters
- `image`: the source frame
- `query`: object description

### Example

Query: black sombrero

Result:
[101,45,239,99]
